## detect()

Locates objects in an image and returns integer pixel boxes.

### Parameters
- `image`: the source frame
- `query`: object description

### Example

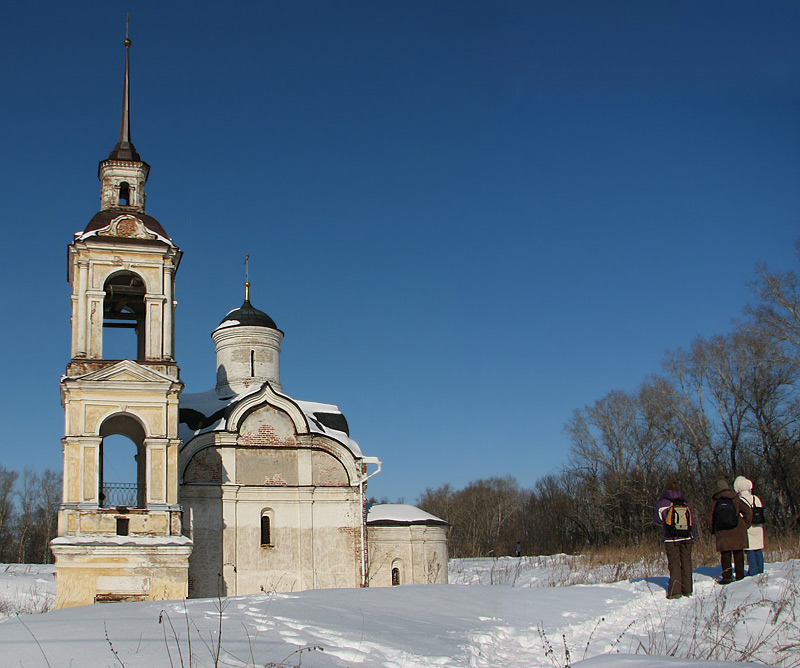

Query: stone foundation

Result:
[51,536,192,608]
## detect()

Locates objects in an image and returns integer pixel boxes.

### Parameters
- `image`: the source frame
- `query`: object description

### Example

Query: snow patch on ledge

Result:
[212,319,241,332]
[51,535,192,547]
[73,224,174,247]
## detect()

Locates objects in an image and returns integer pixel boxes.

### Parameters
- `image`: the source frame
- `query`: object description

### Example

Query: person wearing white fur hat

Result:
[733,475,765,576]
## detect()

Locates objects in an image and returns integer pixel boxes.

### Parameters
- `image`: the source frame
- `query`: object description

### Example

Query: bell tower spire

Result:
[98,17,149,211]
[108,14,141,162]
[108,15,140,162]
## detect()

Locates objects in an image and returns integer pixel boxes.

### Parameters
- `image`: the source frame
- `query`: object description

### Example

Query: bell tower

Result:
[51,28,192,609]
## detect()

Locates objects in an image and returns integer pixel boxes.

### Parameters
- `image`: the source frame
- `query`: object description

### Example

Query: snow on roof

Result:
[178,387,259,443]
[294,400,340,414]
[180,386,363,457]
[293,399,362,457]
[367,504,448,525]
[212,319,241,332]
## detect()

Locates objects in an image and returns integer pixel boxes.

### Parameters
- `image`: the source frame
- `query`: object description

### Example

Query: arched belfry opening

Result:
[103,271,146,360]
[99,414,146,508]
[119,181,131,206]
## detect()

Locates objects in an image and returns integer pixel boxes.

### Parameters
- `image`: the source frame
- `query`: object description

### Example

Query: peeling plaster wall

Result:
[367,524,449,587]
[181,485,224,598]
[181,402,364,597]
[181,480,363,596]
[52,543,191,609]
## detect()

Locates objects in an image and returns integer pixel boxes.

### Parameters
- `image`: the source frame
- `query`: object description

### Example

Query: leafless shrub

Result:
[0,582,54,617]
[627,564,800,667]
[157,594,320,668]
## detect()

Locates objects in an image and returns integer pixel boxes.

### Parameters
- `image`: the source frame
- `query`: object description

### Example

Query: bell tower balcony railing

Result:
[99,482,140,508]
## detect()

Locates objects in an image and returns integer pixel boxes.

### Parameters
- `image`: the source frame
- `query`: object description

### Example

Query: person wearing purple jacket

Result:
[654,481,697,599]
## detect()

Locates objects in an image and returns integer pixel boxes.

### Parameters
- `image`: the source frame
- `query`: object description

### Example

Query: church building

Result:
[51,34,447,608]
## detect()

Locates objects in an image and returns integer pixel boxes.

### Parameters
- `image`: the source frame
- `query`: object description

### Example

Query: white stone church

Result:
[51,35,448,609]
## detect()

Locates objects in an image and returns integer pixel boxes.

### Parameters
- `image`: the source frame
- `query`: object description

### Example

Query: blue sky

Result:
[2,1,799,502]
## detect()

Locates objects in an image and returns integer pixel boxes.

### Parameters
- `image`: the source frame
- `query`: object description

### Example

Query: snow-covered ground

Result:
[0,556,797,667]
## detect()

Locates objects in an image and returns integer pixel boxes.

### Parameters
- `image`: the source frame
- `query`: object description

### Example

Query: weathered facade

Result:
[53,34,446,608]
[178,290,382,595]
[367,505,449,586]
[52,36,191,609]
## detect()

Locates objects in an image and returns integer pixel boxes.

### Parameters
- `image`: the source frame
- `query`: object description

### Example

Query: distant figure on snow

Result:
[709,479,753,584]
[654,481,696,599]
[515,542,521,558]
[733,475,765,576]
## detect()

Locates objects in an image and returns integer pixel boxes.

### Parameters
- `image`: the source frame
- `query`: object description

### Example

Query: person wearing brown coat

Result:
[709,479,753,584]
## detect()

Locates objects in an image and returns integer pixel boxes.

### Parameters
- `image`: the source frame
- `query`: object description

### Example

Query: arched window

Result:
[103,272,146,360]
[119,182,131,206]
[260,509,274,547]
[99,414,146,509]
[391,558,403,586]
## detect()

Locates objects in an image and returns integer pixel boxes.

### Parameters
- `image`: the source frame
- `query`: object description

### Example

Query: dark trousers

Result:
[664,540,693,597]
[720,550,746,583]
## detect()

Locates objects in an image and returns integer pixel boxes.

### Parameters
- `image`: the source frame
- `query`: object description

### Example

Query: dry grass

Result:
[633,563,800,667]
[0,586,53,616]
[577,529,800,574]
[529,534,800,667]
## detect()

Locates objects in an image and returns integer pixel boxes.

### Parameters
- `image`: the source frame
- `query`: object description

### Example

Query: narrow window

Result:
[250,350,255,377]
[391,567,400,586]
[116,517,130,536]
[119,182,131,206]
[260,514,271,546]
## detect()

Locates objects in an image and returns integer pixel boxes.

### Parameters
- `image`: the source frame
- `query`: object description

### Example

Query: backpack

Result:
[664,500,692,538]
[743,498,766,526]
[713,497,739,531]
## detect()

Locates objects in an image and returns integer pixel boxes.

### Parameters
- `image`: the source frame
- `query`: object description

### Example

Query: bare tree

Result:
[0,466,18,562]
[736,332,800,526]
[565,389,665,543]
[15,469,39,562]
[36,469,62,563]
[746,241,800,371]
[417,477,524,558]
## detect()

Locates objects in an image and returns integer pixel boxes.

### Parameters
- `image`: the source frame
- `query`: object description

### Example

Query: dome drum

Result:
[212,324,284,397]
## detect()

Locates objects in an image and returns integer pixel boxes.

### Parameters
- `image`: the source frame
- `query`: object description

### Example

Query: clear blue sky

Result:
[2,1,799,502]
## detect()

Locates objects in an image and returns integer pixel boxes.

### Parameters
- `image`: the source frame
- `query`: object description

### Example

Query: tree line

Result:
[4,247,800,563]
[0,467,60,563]
[419,244,800,558]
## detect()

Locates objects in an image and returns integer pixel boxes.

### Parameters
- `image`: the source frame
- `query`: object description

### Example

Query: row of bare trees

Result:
[0,466,61,563]
[419,245,800,557]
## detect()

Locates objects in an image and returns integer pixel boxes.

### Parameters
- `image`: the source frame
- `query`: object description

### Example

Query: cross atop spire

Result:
[244,253,251,302]
[108,14,141,162]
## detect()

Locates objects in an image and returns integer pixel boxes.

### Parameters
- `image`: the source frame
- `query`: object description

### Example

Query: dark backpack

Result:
[744,499,766,525]
[713,497,739,531]
[664,500,692,538]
